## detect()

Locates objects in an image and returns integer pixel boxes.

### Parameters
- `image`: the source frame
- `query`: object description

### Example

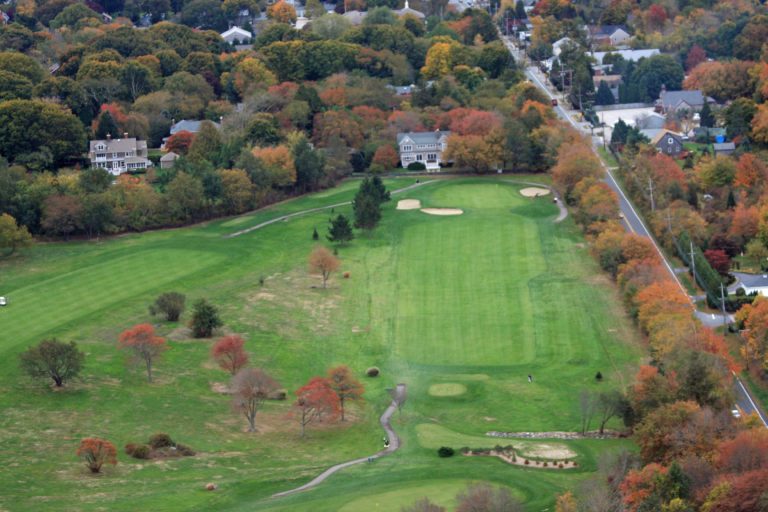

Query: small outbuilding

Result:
[160,151,180,169]
[220,26,253,45]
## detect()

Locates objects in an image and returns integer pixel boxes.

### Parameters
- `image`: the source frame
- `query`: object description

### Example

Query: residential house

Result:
[552,37,573,58]
[395,0,425,19]
[713,142,736,157]
[588,25,631,47]
[397,131,451,171]
[163,119,221,147]
[736,272,768,296]
[593,75,622,101]
[635,112,666,130]
[342,10,366,25]
[160,151,179,169]
[295,16,310,29]
[656,88,713,114]
[591,48,660,67]
[220,26,252,44]
[651,130,684,157]
[88,135,152,175]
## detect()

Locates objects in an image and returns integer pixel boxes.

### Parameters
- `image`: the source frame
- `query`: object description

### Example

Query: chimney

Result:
[106,133,111,140]
[124,132,129,139]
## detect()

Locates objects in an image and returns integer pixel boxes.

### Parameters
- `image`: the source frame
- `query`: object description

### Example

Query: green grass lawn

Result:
[0,176,642,511]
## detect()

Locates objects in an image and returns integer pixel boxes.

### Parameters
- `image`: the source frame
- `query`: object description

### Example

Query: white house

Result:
[395,0,425,19]
[592,48,660,66]
[397,131,450,171]
[552,37,573,58]
[736,273,768,296]
[220,26,253,44]
[88,135,152,175]
[589,25,631,47]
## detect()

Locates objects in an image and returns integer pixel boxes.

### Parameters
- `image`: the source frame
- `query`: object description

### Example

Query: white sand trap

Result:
[397,199,422,210]
[428,383,467,397]
[519,443,576,460]
[421,208,464,216]
[520,187,551,197]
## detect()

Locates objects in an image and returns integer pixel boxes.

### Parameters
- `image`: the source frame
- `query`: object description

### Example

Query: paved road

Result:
[272,384,407,498]
[501,35,767,427]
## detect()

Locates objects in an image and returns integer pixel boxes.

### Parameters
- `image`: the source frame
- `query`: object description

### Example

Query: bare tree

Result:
[595,390,624,435]
[455,483,524,512]
[401,498,446,512]
[231,368,280,432]
[308,246,340,289]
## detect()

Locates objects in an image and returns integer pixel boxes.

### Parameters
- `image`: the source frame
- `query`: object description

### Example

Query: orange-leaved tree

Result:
[118,324,167,383]
[212,335,249,375]
[267,0,297,23]
[77,437,117,473]
[295,376,340,437]
[308,245,340,289]
[326,365,364,421]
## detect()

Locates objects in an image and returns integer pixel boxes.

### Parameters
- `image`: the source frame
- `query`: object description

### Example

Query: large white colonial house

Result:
[88,135,152,175]
[397,131,450,171]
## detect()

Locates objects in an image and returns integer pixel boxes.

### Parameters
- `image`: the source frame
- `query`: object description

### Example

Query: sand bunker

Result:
[397,199,422,210]
[428,383,467,397]
[421,208,464,216]
[520,187,551,197]
[519,443,576,460]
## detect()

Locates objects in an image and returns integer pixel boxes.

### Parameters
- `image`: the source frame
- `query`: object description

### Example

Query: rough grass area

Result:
[0,177,641,511]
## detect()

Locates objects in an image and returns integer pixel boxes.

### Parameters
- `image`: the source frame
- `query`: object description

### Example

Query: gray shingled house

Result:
[397,131,451,171]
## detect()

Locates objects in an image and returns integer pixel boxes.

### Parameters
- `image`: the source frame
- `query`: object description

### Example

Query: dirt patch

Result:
[397,199,422,210]
[421,208,464,216]
[211,382,230,394]
[466,450,577,469]
[428,383,467,397]
[520,187,551,197]
[518,443,576,460]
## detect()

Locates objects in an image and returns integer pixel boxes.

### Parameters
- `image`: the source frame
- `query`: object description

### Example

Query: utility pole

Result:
[720,282,728,331]
[648,177,655,212]
[690,241,696,288]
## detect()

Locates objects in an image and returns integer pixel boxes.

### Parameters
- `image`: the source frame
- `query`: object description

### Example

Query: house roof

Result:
[220,26,252,40]
[650,130,683,145]
[124,156,151,164]
[397,131,451,145]
[735,272,768,289]
[635,112,666,129]
[160,151,179,162]
[659,90,706,110]
[589,25,629,38]
[170,119,220,135]
[89,138,144,152]
[592,48,660,65]
[713,142,735,152]
[342,10,366,24]
[593,75,622,86]
[639,128,664,140]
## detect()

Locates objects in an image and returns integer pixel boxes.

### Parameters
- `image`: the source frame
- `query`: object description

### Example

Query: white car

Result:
[732,408,741,418]
[0,297,6,306]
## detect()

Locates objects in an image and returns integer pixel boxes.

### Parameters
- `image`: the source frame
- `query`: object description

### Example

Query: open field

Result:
[0,177,642,511]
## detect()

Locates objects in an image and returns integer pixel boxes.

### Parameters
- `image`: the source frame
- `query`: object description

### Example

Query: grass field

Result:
[0,177,642,511]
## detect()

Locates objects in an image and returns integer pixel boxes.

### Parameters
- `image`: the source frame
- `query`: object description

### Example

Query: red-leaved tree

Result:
[165,130,195,155]
[295,376,340,437]
[77,437,117,473]
[704,249,731,276]
[326,365,364,421]
[118,324,167,383]
[211,335,249,375]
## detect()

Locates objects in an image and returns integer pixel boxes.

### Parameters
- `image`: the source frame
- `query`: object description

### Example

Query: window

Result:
[416,154,423,161]
[667,137,673,145]
[402,145,412,152]
[427,153,437,161]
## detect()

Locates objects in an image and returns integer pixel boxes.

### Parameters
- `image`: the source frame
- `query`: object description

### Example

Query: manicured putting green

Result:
[428,383,467,396]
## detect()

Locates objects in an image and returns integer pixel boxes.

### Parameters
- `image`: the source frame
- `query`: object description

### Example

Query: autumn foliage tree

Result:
[551,141,603,203]
[231,367,280,432]
[371,145,399,170]
[212,335,249,375]
[118,324,167,382]
[295,376,340,437]
[77,438,117,473]
[326,365,364,421]
[309,246,340,289]
[165,130,195,155]
[267,0,297,23]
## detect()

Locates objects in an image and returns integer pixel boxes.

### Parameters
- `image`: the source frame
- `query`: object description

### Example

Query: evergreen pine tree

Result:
[312,227,319,240]
[515,0,526,19]
[595,81,615,106]
[353,193,381,231]
[95,111,120,139]
[699,102,715,129]
[327,214,354,244]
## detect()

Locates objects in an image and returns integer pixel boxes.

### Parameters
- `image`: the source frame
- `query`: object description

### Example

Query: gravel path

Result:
[504,180,568,223]
[272,383,407,498]
[225,181,435,239]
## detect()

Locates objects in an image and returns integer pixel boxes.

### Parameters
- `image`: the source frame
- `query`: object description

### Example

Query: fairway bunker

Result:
[520,187,551,197]
[428,383,467,397]
[397,199,422,210]
[421,208,464,216]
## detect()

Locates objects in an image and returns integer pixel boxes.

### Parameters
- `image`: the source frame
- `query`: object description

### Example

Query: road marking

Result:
[734,372,768,427]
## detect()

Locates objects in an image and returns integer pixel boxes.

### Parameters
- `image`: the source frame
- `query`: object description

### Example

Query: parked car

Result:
[0,297,6,306]
[551,98,558,106]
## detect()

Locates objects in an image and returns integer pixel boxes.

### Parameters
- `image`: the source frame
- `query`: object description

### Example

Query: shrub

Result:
[460,446,470,454]
[149,433,174,449]
[366,366,380,377]
[558,463,564,468]
[543,462,548,467]
[149,292,186,322]
[407,161,426,171]
[124,443,138,456]
[175,443,196,456]
[595,371,603,381]
[437,446,455,458]
[343,271,350,278]
[269,389,287,400]
[524,459,529,465]
[132,444,151,459]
